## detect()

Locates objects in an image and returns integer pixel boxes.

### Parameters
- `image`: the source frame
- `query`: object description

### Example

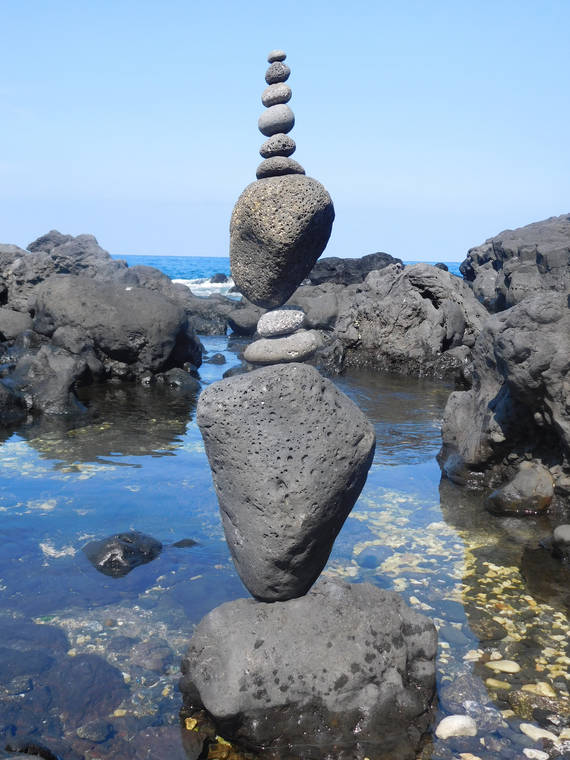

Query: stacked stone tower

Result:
[180,51,437,759]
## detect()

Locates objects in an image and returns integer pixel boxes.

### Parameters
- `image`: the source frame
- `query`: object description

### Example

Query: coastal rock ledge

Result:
[180,578,437,760]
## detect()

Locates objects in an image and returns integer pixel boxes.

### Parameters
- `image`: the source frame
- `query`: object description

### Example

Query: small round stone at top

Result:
[265,62,290,84]
[267,49,286,63]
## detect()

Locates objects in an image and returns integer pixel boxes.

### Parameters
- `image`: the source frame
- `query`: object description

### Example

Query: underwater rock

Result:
[487,462,554,515]
[180,578,437,759]
[83,531,162,578]
[435,715,477,739]
[196,363,375,600]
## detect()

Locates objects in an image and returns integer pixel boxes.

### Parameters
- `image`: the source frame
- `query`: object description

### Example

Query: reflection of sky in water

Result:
[0,337,569,759]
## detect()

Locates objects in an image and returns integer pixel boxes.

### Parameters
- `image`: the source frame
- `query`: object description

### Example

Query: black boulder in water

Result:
[83,531,162,578]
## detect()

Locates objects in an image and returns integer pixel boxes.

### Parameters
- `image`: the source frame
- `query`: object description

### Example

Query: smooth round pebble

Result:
[261,82,292,107]
[523,750,550,760]
[259,133,296,158]
[267,49,286,62]
[519,723,558,743]
[265,61,290,84]
[258,104,294,137]
[243,330,321,364]
[553,524,570,544]
[435,714,478,739]
[257,309,305,337]
[485,659,521,673]
[256,156,305,179]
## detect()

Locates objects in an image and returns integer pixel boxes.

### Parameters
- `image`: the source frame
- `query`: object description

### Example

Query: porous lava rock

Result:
[439,292,569,501]
[180,578,437,759]
[256,156,305,179]
[460,213,570,312]
[83,531,162,577]
[230,175,334,309]
[257,308,305,337]
[308,251,402,285]
[196,363,375,600]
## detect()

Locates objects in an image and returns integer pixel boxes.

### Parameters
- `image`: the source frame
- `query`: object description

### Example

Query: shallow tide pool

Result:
[1,336,569,760]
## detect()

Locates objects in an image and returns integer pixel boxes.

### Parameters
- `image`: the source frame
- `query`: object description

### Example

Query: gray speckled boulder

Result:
[261,82,292,107]
[180,578,437,759]
[257,308,305,337]
[196,363,375,600]
[258,104,294,136]
[256,156,305,179]
[244,330,320,364]
[265,61,290,84]
[230,175,334,309]
[259,133,296,158]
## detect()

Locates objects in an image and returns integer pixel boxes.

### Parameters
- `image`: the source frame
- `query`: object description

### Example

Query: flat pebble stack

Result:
[245,308,319,365]
[256,49,304,180]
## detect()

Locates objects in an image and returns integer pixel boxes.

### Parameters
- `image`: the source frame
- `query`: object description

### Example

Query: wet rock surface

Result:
[196,363,375,600]
[83,531,163,577]
[180,578,437,759]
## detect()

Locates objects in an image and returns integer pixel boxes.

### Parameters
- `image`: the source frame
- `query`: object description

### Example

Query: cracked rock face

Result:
[230,175,334,309]
[180,578,437,759]
[196,363,375,601]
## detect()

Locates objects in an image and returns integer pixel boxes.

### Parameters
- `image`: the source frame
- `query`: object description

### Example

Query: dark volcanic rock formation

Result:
[83,531,162,577]
[307,251,402,286]
[439,292,569,507]
[180,578,437,760]
[332,263,488,379]
[460,213,570,312]
[230,174,334,308]
[197,363,375,601]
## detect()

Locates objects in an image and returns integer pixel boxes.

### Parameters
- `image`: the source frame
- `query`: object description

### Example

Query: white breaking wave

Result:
[173,277,240,298]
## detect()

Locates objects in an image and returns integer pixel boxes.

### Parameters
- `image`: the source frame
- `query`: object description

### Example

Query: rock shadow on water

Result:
[15,381,199,467]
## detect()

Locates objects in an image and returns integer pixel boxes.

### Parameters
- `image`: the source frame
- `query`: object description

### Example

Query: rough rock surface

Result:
[0,309,33,341]
[196,363,375,600]
[180,578,437,759]
[308,251,402,286]
[261,83,292,107]
[243,330,320,364]
[259,133,296,158]
[333,263,489,379]
[460,213,570,312]
[83,531,162,577]
[439,292,569,503]
[33,275,201,378]
[486,461,554,514]
[256,156,305,179]
[257,308,305,337]
[230,175,335,309]
[265,61,290,84]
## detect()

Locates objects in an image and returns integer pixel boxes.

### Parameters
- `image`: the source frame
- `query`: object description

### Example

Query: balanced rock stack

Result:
[243,307,321,364]
[180,51,437,759]
[230,49,335,309]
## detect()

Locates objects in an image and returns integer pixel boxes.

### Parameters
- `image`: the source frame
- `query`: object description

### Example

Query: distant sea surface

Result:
[113,254,462,296]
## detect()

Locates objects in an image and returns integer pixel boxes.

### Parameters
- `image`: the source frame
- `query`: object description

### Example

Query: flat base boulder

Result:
[180,579,437,760]
[243,329,320,364]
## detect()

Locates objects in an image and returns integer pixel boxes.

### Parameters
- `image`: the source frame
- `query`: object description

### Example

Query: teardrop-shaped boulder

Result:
[230,175,334,308]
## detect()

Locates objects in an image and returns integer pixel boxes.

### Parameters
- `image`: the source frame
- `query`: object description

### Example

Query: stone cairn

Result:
[180,50,437,759]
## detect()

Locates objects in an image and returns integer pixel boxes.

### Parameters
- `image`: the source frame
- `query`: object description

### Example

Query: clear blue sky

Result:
[1,1,568,260]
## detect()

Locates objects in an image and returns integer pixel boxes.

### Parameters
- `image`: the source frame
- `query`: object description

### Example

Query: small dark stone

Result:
[206,353,226,365]
[172,538,199,548]
[265,62,290,84]
[435,262,449,271]
[210,273,228,284]
[76,719,112,743]
[83,531,162,578]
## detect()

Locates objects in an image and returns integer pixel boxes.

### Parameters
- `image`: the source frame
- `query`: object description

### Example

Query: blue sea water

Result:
[0,254,566,759]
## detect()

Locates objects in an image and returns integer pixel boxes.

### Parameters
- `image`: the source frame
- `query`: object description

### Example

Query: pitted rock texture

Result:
[258,104,295,136]
[261,82,292,107]
[196,363,375,600]
[243,330,320,364]
[180,578,437,759]
[460,213,570,312]
[265,61,290,84]
[259,133,296,158]
[256,156,305,179]
[257,308,305,337]
[267,49,286,63]
[230,175,335,309]
[439,292,569,501]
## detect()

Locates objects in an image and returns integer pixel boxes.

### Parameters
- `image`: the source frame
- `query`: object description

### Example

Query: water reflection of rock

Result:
[16,382,198,466]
